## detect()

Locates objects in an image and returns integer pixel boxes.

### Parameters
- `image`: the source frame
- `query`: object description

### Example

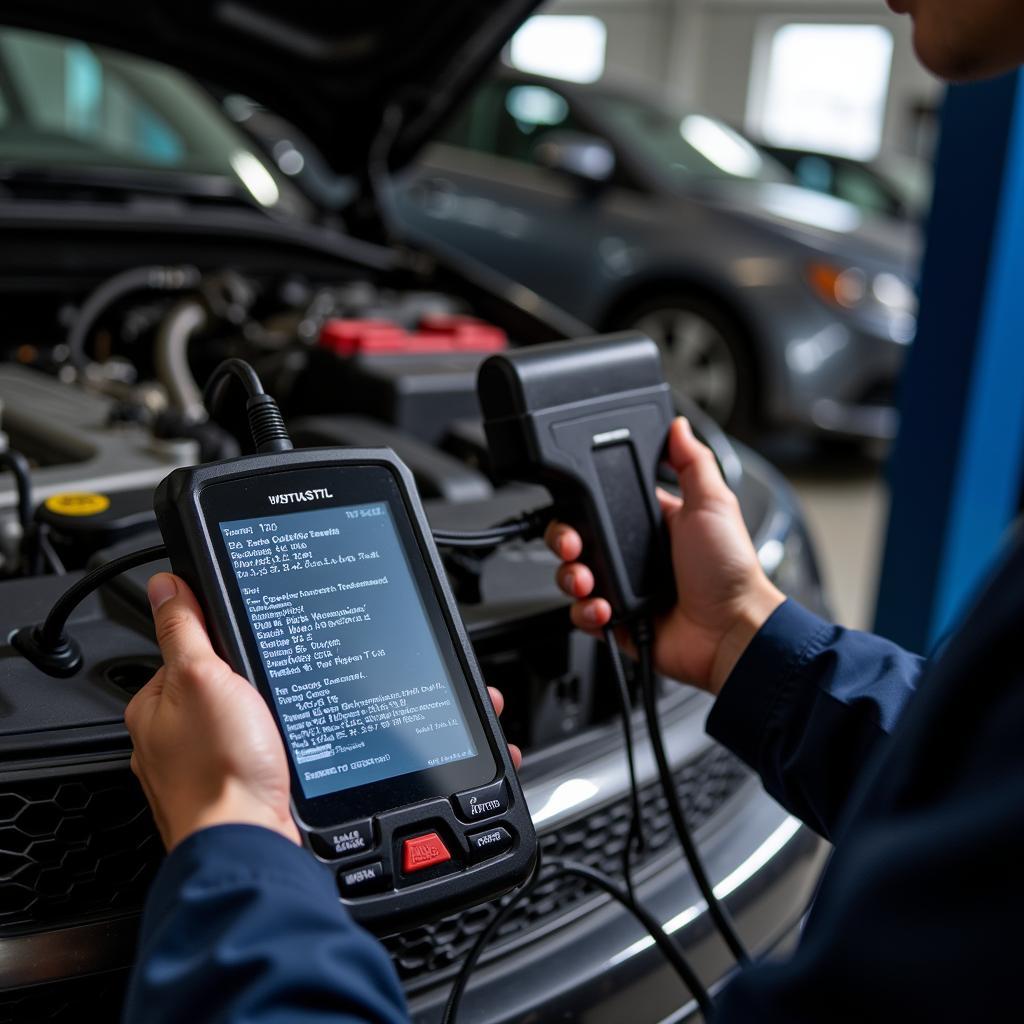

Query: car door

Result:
[395,79,625,323]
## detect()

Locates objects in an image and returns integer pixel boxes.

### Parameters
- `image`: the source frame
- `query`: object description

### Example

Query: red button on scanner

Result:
[402,832,452,873]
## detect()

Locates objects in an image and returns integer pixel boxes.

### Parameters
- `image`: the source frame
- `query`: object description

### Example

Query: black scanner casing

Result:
[479,333,676,622]
[154,447,536,936]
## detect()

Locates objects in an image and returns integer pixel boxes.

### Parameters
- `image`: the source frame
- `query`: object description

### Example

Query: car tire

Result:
[611,294,756,435]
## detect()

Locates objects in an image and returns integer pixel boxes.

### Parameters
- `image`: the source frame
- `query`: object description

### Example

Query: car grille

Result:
[0,769,161,932]
[0,743,749,1004]
[384,743,750,991]
[0,972,128,1024]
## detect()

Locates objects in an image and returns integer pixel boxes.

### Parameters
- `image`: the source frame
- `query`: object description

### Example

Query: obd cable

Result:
[634,619,750,965]
[440,850,716,1024]
[604,625,646,903]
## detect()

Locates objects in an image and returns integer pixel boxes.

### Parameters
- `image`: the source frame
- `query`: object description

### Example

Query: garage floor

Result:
[773,447,889,631]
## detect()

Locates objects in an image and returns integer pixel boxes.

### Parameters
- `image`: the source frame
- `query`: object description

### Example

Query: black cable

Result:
[202,356,265,410]
[604,627,646,902]
[441,854,715,1024]
[439,856,545,1024]
[202,358,293,455]
[13,543,168,677]
[431,509,552,550]
[634,621,750,965]
[66,265,201,371]
[39,545,168,650]
[547,858,716,1021]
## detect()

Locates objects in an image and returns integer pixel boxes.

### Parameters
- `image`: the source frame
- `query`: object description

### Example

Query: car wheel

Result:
[616,296,755,433]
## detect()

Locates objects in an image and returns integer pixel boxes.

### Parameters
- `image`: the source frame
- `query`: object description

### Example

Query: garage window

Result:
[749,23,894,160]
[507,15,607,84]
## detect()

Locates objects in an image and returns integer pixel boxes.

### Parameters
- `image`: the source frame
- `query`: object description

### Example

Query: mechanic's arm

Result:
[122,573,410,1024]
[546,418,924,841]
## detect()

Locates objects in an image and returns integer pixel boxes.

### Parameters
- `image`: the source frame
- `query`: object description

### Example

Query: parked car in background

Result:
[760,145,934,226]
[393,71,921,442]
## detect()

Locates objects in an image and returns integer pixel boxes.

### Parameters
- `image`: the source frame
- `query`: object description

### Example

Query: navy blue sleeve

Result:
[706,600,924,841]
[123,825,409,1024]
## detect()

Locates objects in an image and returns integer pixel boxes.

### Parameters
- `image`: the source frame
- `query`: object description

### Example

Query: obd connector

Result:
[478,333,676,623]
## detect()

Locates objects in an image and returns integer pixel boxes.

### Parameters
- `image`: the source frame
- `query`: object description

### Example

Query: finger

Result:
[570,597,613,633]
[666,418,731,510]
[487,686,505,718]
[148,573,217,672]
[508,744,522,771]
[556,562,595,600]
[656,486,683,524]
[544,521,583,562]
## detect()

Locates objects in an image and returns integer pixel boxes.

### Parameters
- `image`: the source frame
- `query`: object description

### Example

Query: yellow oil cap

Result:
[44,492,111,517]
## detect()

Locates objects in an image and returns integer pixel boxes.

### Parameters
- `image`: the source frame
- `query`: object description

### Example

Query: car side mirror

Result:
[533,132,616,187]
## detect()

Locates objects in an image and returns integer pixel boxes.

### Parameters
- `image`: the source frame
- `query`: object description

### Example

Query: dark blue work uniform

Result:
[124,534,1024,1023]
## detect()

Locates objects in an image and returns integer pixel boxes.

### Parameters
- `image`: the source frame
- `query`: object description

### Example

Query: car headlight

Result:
[807,262,917,344]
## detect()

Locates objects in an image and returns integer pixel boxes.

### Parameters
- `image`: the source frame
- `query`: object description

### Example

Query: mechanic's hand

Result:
[126,573,520,850]
[545,417,784,696]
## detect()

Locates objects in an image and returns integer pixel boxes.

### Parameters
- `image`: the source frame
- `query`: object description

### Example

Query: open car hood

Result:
[0,0,542,177]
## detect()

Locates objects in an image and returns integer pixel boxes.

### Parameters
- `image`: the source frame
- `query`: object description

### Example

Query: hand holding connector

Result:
[546,417,784,696]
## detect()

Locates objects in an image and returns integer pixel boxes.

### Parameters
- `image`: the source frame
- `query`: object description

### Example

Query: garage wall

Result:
[546,0,943,155]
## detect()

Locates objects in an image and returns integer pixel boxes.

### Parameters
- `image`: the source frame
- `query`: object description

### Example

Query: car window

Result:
[0,26,298,212]
[791,155,836,195]
[591,92,790,185]
[832,164,899,218]
[0,32,185,165]
[439,81,588,166]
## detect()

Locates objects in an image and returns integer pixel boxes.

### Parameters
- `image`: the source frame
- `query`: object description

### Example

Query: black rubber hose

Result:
[0,449,33,532]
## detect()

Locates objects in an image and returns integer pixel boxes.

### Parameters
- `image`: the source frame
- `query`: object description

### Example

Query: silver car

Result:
[396,71,920,442]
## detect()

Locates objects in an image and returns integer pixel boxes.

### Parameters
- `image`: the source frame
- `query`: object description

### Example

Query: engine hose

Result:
[66,265,201,371]
[155,299,208,422]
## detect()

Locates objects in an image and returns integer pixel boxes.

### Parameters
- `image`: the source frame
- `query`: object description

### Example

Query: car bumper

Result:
[406,699,828,1024]
[749,290,909,441]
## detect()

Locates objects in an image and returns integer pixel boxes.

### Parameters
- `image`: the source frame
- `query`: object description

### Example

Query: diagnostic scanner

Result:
[154,448,536,935]
[478,333,676,623]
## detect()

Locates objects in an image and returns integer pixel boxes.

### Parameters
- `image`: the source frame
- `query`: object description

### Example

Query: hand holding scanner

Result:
[154,447,535,935]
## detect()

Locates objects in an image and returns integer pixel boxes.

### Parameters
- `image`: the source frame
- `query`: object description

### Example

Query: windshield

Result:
[0,26,299,212]
[592,92,791,186]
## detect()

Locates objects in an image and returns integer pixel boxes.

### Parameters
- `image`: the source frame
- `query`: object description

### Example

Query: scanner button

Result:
[453,780,508,823]
[466,826,512,863]
[311,819,374,861]
[337,860,386,898]
[402,832,452,874]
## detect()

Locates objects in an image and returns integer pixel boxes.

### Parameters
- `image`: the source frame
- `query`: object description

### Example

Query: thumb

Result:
[666,417,732,511]
[148,573,217,671]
